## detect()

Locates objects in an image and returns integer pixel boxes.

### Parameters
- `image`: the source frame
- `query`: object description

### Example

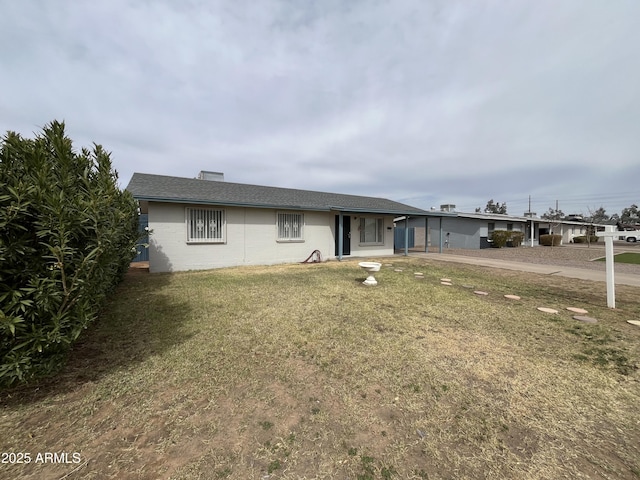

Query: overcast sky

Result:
[2,0,638,216]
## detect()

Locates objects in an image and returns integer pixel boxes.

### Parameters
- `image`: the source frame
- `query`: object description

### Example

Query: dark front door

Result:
[133,214,149,262]
[335,215,351,256]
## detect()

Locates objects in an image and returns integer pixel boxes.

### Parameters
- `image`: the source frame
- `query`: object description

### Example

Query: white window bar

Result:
[277,213,303,240]
[187,208,224,242]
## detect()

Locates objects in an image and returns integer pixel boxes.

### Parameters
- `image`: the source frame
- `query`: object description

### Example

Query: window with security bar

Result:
[360,217,384,244]
[277,212,304,241]
[186,208,225,243]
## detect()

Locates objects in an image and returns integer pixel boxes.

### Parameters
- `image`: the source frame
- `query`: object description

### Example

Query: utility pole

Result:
[528,195,534,247]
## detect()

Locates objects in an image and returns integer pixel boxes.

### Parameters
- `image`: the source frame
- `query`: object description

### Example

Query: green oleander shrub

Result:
[0,121,140,387]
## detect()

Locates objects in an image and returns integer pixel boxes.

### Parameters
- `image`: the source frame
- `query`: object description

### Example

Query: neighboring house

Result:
[395,211,531,249]
[396,208,599,250]
[125,172,431,272]
[538,219,590,244]
[442,212,531,249]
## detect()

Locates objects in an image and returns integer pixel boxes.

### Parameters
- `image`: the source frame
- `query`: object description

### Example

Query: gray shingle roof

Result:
[126,173,430,216]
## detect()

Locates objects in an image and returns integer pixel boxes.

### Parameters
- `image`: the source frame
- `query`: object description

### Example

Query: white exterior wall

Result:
[564,224,587,243]
[350,214,396,257]
[538,221,588,244]
[148,202,395,272]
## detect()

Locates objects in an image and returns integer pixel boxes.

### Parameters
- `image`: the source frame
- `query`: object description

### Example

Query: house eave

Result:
[393,212,457,222]
[330,206,432,216]
[133,195,412,214]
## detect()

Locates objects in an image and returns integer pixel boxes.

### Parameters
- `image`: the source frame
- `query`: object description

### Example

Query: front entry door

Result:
[335,215,351,256]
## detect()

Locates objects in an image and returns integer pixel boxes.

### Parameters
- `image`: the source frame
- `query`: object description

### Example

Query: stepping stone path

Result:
[574,315,598,324]
[414,272,424,276]
[567,307,588,314]
[537,307,558,314]
[440,278,451,282]
[474,291,489,296]
[628,320,640,327]
[440,281,453,286]
[504,295,521,300]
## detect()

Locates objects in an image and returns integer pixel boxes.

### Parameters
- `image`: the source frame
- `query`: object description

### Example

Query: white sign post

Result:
[595,226,640,308]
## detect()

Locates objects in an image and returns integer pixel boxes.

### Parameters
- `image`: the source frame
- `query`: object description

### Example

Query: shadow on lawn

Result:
[1,247,194,406]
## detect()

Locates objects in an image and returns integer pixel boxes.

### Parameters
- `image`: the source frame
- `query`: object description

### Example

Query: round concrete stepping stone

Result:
[504,295,521,300]
[537,307,558,314]
[415,276,425,280]
[574,315,598,324]
[440,281,453,286]
[394,268,403,272]
[627,320,640,327]
[474,291,488,296]
[567,307,588,314]
[414,272,424,276]
[440,278,451,282]
[462,284,475,289]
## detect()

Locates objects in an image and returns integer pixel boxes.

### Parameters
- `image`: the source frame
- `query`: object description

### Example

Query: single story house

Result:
[395,208,599,250]
[443,212,532,248]
[125,172,433,272]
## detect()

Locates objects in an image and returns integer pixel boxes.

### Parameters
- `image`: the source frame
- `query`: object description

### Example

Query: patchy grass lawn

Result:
[596,252,640,265]
[1,258,640,480]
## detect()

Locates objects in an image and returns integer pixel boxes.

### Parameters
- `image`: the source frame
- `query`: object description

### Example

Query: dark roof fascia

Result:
[132,195,329,211]
[455,212,530,222]
[330,206,432,216]
[133,195,411,214]
[394,212,457,221]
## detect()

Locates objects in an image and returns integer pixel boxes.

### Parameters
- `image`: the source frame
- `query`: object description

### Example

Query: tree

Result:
[620,204,639,225]
[586,206,609,225]
[541,207,565,221]
[541,206,564,240]
[484,199,507,214]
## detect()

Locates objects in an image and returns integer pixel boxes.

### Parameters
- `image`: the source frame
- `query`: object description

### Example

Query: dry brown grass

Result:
[1,258,639,480]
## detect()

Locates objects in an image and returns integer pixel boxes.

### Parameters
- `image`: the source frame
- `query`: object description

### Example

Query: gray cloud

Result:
[1,0,638,215]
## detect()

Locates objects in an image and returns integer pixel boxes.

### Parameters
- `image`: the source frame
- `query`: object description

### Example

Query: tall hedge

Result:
[0,121,140,387]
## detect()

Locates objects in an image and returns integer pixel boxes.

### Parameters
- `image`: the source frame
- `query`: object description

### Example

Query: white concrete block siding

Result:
[148,202,395,272]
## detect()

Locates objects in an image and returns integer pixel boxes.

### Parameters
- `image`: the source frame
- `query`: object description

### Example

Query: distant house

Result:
[538,218,594,244]
[125,172,431,272]
[441,212,531,248]
[396,207,597,250]
[397,211,530,249]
